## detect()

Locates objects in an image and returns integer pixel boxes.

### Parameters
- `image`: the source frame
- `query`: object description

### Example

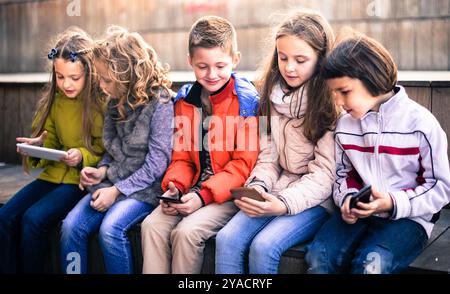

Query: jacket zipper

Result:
[375,113,383,190]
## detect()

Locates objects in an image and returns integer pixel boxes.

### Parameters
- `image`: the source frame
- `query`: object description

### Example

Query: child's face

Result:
[188,46,240,94]
[327,76,383,119]
[95,60,119,98]
[54,58,86,99]
[276,35,318,88]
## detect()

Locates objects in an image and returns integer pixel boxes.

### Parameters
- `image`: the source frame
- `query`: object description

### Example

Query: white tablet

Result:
[16,143,68,162]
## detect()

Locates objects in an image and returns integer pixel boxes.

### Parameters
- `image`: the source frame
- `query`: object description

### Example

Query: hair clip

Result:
[47,48,58,60]
[69,51,78,62]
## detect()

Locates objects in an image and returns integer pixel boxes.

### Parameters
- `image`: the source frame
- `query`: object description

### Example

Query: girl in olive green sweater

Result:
[0,27,105,273]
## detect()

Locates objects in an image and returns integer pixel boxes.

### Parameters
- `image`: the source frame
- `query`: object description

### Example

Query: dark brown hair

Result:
[188,15,238,57]
[322,32,397,96]
[257,10,338,143]
[94,26,172,121]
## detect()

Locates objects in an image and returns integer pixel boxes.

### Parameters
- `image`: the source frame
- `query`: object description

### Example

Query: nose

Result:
[333,91,344,106]
[206,68,218,79]
[63,78,71,89]
[285,60,296,73]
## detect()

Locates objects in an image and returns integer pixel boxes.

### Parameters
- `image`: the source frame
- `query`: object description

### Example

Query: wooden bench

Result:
[1,164,449,274]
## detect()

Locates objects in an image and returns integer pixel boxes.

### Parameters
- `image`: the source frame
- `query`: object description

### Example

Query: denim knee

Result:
[98,220,120,246]
[21,208,43,232]
[61,212,85,242]
[216,225,238,249]
[249,236,279,262]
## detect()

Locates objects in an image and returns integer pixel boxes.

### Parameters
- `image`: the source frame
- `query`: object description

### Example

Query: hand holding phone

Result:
[230,187,265,202]
[349,185,372,209]
[157,182,181,203]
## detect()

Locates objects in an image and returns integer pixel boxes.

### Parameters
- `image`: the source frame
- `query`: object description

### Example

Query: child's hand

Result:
[160,201,179,216]
[351,187,393,218]
[169,192,203,216]
[79,166,107,190]
[16,131,48,155]
[90,186,120,212]
[235,191,287,217]
[162,181,179,198]
[61,148,82,167]
[341,196,358,224]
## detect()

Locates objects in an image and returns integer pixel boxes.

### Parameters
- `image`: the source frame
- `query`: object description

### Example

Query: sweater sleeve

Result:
[244,131,281,192]
[390,119,450,220]
[27,104,61,169]
[277,131,336,215]
[114,101,174,196]
[333,134,362,207]
[78,111,104,168]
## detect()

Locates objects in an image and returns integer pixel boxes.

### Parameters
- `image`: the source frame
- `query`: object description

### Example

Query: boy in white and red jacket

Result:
[305,33,450,274]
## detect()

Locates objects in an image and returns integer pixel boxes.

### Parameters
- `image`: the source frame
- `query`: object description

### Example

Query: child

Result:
[0,27,105,273]
[305,33,450,274]
[140,16,260,274]
[60,26,174,274]
[215,10,338,274]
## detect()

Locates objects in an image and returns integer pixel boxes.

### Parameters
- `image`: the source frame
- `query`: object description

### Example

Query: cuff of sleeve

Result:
[194,191,205,207]
[199,188,214,206]
[247,179,269,192]
[340,192,355,207]
[389,190,411,220]
[114,182,129,197]
[172,182,185,195]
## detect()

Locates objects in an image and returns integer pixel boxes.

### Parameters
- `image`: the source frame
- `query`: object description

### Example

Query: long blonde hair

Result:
[94,26,172,121]
[257,10,338,143]
[25,27,104,171]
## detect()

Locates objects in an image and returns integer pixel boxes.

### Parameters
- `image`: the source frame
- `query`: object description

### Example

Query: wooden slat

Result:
[415,20,433,70]
[2,86,20,163]
[432,20,449,71]
[431,87,450,161]
[398,21,416,70]
[402,86,431,109]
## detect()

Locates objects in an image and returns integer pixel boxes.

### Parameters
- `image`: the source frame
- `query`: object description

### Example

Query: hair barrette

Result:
[47,48,58,60]
[69,51,78,62]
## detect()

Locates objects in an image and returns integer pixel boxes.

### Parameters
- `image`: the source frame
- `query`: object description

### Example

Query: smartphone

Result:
[156,194,182,203]
[349,185,372,209]
[230,187,265,202]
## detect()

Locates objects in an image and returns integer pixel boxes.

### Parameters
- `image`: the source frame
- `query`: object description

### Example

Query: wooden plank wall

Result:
[1,81,449,163]
[0,0,449,72]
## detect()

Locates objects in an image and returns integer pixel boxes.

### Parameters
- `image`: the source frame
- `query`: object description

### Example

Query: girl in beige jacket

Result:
[215,10,339,274]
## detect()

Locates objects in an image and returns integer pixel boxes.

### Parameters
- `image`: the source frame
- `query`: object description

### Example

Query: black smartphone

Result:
[156,194,182,203]
[349,185,372,209]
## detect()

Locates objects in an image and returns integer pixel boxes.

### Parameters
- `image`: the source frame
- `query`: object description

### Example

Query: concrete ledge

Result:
[1,71,449,87]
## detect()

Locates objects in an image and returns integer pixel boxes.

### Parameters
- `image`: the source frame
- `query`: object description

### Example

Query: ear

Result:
[187,53,193,67]
[232,51,241,69]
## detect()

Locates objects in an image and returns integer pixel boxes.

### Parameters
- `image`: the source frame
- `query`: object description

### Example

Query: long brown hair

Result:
[257,10,338,143]
[25,27,104,171]
[94,26,172,121]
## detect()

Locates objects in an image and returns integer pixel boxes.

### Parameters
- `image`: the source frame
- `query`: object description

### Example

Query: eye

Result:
[72,77,80,81]
[56,75,64,80]
[296,59,306,64]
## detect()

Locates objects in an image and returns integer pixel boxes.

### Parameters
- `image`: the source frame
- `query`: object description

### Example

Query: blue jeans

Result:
[215,205,329,274]
[60,194,154,274]
[305,211,428,274]
[0,179,85,273]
